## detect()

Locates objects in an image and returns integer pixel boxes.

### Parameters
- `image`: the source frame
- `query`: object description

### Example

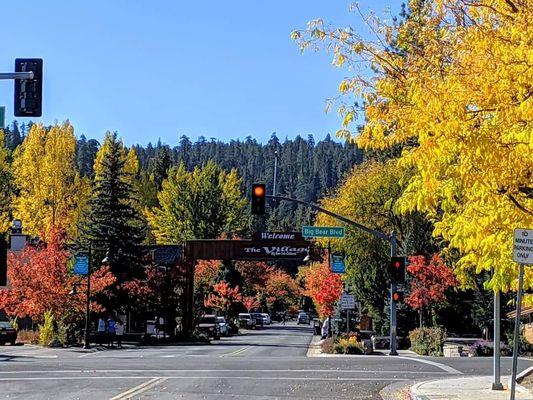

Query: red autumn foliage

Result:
[405,254,458,316]
[242,296,260,312]
[195,260,221,289]
[204,280,243,316]
[302,262,343,317]
[235,261,274,293]
[0,229,115,322]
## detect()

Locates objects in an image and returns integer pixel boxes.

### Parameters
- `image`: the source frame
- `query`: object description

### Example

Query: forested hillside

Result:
[3,122,362,231]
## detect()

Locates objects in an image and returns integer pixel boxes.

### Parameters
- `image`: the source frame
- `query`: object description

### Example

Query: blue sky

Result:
[0,1,399,145]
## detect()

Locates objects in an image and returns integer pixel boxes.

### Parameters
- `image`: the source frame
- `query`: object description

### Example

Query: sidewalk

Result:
[411,376,533,400]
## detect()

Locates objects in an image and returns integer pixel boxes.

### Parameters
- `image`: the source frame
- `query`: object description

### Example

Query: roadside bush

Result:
[17,329,40,344]
[321,337,335,354]
[469,340,512,357]
[320,333,365,355]
[334,336,364,354]
[38,311,55,346]
[409,327,446,356]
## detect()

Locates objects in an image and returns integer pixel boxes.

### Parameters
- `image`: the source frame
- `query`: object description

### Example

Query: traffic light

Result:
[0,237,7,286]
[392,291,404,303]
[251,183,266,215]
[14,58,43,117]
[390,256,406,283]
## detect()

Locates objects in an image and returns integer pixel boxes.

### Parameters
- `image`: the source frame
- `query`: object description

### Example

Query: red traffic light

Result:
[253,185,265,197]
[390,256,406,283]
[251,183,266,215]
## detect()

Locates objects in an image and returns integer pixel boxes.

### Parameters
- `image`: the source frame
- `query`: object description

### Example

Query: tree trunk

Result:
[419,308,423,328]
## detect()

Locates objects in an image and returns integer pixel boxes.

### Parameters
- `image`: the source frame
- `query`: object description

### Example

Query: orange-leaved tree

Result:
[301,262,343,318]
[0,228,115,323]
[242,296,260,312]
[204,280,243,317]
[405,254,458,327]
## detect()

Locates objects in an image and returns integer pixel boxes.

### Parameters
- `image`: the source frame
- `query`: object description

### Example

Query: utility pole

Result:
[389,232,398,356]
[492,289,503,390]
[273,151,279,196]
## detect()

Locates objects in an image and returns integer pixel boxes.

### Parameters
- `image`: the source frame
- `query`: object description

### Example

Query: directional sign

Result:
[302,226,345,238]
[514,228,533,265]
[73,254,89,276]
[340,293,355,310]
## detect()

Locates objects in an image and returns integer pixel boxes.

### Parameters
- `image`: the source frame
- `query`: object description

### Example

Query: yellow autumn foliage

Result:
[12,122,90,239]
[294,0,532,291]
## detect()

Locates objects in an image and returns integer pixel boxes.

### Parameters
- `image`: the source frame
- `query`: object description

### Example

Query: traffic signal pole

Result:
[389,232,398,355]
[266,194,400,355]
[0,72,34,80]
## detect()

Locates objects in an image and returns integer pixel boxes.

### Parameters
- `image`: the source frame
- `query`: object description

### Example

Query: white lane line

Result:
[109,377,167,400]
[0,369,446,375]
[396,356,463,375]
[0,376,408,382]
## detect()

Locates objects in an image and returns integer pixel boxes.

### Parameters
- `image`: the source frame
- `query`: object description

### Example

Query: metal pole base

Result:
[83,343,91,350]
[389,350,398,356]
[491,383,504,391]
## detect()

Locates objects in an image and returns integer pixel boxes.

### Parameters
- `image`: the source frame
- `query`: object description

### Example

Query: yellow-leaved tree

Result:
[12,122,91,239]
[0,129,14,232]
[293,0,532,291]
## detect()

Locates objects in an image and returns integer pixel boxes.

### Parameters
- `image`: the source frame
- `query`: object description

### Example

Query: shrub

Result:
[17,329,40,344]
[321,337,336,354]
[469,340,512,357]
[334,336,364,354]
[38,311,56,346]
[409,327,446,356]
[321,333,365,355]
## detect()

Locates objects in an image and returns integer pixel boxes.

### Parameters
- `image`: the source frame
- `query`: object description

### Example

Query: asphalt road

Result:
[0,323,531,400]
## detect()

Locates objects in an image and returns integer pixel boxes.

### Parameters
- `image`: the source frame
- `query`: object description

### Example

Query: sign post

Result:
[510,228,533,400]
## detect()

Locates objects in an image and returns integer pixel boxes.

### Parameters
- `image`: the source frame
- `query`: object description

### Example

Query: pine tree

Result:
[81,132,145,308]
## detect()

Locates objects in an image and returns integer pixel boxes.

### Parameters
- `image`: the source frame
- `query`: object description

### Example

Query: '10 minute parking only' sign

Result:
[514,228,533,265]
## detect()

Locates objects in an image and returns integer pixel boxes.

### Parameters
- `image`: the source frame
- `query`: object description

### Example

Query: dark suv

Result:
[197,315,221,340]
[0,321,17,345]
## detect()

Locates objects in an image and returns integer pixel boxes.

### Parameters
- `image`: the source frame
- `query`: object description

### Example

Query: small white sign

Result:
[514,228,533,265]
[340,294,355,310]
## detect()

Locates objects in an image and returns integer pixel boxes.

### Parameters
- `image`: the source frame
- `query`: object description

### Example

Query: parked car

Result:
[217,316,229,337]
[260,313,271,325]
[197,315,221,340]
[0,321,17,345]
[297,312,311,325]
[250,313,264,328]
[238,313,257,329]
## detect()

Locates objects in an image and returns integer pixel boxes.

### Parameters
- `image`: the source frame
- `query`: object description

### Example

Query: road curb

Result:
[380,379,417,400]
[306,334,322,357]
[409,375,532,399]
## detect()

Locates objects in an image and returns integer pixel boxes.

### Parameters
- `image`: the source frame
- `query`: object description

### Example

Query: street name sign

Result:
[331,254,346,274]
[340,293,355,310]
[302,226,345,238]
[514,228,533,265]
[73,254,89,275]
